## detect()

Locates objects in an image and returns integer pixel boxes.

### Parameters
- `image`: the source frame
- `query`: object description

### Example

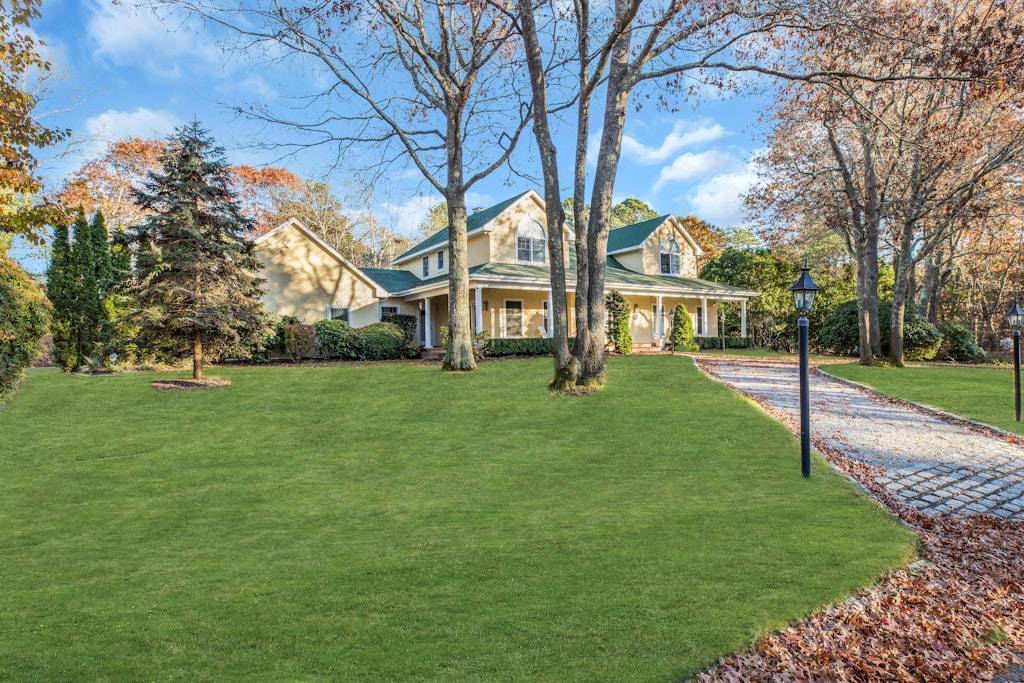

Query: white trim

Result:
[256,218,391,297]
[391,273,758,299]
[423,296,433,349]
[701,297,709,337]
[741,299,748,338]
[502,298,525,338]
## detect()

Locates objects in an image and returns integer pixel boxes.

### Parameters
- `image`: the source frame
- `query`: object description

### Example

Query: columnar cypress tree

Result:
[70,211,102,364]
[46,223,76,370]
[133,121,268,380]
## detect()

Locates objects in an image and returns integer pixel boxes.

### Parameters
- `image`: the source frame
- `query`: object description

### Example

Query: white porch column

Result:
[740,299,747,339]
[424,296,433,348]
[474,287,484,334]
[656,295,664,346]
[701,297,709,337]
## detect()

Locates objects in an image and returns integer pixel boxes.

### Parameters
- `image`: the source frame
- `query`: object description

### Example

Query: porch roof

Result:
[369,256,757,299]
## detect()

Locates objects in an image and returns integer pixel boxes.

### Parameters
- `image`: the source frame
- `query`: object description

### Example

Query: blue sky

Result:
[18,0,775,272]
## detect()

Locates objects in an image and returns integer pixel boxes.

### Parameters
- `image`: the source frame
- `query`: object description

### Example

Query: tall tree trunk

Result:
[918,248,943,324]
[571,5,593,379]
[193,332,203,380]
[517,0,576,391]
[889,222,916,366]
[576,4,632,388]
[442,115,476,372]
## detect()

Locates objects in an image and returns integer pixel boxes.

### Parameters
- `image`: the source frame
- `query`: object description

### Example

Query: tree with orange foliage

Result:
[1,0,68,239]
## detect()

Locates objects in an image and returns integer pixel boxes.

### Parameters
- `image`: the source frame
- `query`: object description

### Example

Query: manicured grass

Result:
[1,357,912,681]
[824,362,1024,434]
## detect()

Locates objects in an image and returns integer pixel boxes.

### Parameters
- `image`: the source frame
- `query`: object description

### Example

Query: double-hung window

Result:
[437,250,445,270]
[516,218,547,264]
[422,255,430,277]
[660,237,681,275]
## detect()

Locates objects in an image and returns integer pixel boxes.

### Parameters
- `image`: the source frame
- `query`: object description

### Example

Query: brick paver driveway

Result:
[698,357,1024,520]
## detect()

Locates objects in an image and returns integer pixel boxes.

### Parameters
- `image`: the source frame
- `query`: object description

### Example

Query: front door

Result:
[504,300,523,337]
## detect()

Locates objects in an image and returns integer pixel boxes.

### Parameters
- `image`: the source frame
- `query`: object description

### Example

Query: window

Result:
[696,306,703,335]
[660,237,681,275]
[330,306,350,322]
[516,218,546,264]
[542,300,549,336]
[380,304,398,318]
[504,300,524,337]
[422,255,429,277]
[437,250,445,270]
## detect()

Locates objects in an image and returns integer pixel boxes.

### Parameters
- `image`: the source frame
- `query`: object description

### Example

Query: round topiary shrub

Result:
[818,299,942,360]
[669,304,698,352]
[314,318,359,359]
[937,322,987,363]
[1,251,50,401]
[358,322,406,360]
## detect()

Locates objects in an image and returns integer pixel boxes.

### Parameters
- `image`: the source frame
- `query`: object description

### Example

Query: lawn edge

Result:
[818,366,1024,446]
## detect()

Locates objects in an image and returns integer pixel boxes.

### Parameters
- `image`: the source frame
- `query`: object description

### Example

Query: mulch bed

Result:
[151,377,232,391]
[695,358,1024,682]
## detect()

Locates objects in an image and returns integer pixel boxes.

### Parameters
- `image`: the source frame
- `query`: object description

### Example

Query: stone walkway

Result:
[698,357,1024,520]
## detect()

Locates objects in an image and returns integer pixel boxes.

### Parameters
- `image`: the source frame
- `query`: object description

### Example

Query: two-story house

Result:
[254,190,757,349]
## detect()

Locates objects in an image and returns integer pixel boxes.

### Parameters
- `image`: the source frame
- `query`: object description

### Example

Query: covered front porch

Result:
[408,282,750,350]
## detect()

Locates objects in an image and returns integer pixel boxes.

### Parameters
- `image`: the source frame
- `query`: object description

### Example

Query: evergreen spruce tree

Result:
[133,121,269,380]
[70,211,102,365]
[46,223,76,370]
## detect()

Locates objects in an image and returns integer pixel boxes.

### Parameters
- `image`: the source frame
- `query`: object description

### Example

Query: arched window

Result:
[516,218,547,264]
[660,237,681,275]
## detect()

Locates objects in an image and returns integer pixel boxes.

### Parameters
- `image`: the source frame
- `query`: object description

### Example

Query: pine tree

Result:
[132,121,269,380]
[46,223,76,370]
[70,211,102,364]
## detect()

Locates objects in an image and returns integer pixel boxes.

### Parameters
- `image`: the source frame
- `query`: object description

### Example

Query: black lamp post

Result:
[790,262,819,478]
[1007,301,1024,422]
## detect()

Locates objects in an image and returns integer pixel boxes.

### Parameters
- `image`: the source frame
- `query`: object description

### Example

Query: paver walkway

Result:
[698,357,1024,520]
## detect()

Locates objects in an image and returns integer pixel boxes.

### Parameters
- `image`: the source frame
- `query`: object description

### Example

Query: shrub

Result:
[695,336,753,350]
[382,313,417,344]
[1,251,50,401]
[668,304,698,352]
[937,322,987,363]
[250,315,299,362]
[282,323,316,360]
[485,337,552,356]
[438,325,487,360]
[819,300,942,360]
[358,322,407,360]
[604,290,632,354]
[315,319,359,359]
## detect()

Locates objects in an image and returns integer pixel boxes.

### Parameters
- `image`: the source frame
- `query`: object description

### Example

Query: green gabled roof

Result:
[360,267,422,293]
[606,215,671,253]
[393,191,532,263]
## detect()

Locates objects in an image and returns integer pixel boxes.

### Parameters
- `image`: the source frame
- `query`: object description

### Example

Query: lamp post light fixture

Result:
[1007,300,1024,422]
[790,262,819,478]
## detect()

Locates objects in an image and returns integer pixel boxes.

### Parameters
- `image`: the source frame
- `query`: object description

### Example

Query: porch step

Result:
[420,348,446,361]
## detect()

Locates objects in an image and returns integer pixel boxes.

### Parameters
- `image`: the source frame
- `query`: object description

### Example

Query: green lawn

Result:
[1,357,912,681]
[824,362,1024,434]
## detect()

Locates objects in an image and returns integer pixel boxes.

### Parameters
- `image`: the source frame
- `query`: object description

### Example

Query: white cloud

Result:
[652,150,733,193]
[621,120,727,165]
[84,107,180,155]
[687,165,759,226]
[87,1,219,77]
[379,194,439,234]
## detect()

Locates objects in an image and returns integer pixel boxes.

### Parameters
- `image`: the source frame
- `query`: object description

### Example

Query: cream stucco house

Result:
[254,190,757,349]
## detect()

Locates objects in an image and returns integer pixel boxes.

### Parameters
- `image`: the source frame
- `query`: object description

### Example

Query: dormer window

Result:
[516,218,546,264]
[437,250,445,270]
[660,237,681,275]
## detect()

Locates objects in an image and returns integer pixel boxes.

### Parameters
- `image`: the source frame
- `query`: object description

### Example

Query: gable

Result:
[392,191,538,265]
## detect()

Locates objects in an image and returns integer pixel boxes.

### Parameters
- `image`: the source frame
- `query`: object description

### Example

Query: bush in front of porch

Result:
[669,304,698,352]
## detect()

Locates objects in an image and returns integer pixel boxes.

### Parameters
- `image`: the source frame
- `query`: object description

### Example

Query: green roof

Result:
[393,192,532,263]
[361,268,422,293]
[606,215,670,253]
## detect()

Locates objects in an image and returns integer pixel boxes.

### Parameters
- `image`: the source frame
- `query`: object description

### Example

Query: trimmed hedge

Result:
[314,319,360,359]
[485,337,552,356]
[695,336,753,350]
[382,313,417,344]
[358,322,407,360]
